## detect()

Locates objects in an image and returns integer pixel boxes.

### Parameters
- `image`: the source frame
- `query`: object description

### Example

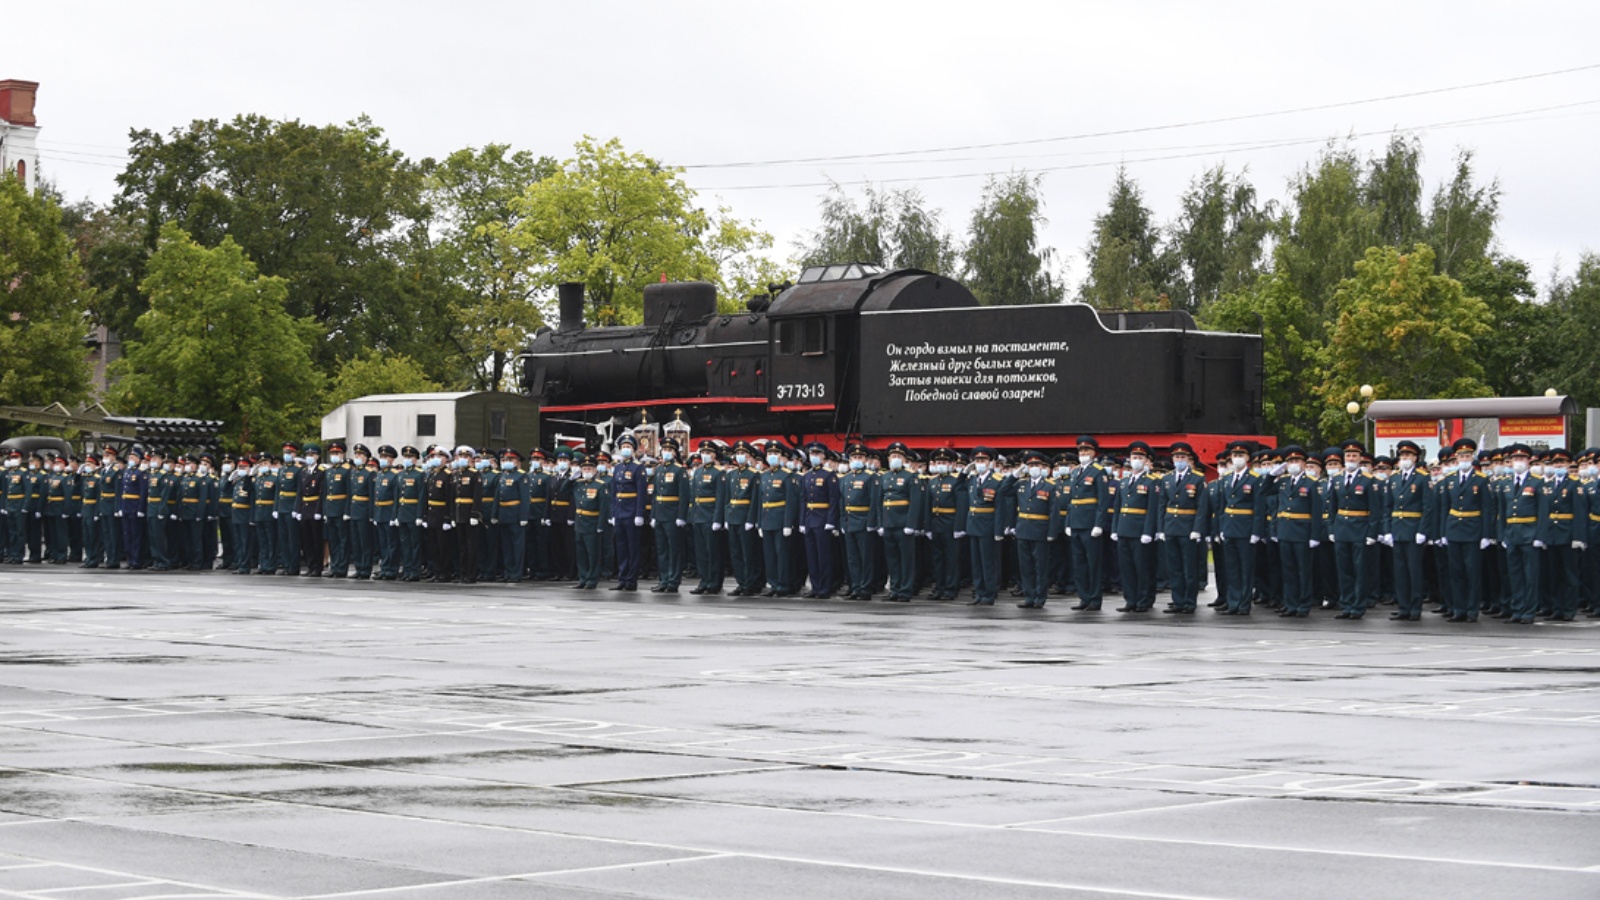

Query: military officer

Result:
[723,442,762,596]
[492,449,530,583]
[448,446,481,583]
[370,447,400,580]
[1215,440,1269,615]
[274,443,302,575]
[875,442,923,602]
[924,447,965,602]
[345,445,374,578]
[319,442,352,577]
[395,447,426,581]
[1326,439,1381,619]
[42,455,72,563]
[251,456,280,575]
[756,441,800,597]
[523,448,552,580]
[798,442,840,599]
[836,443,879,601]
[144,451,175,570]
[296,444,325,576]
[1157,441,1208,614]
[1537,447,1586,621]
[649,438,688,593]
[1009,450,1054,609]
[175,456,209,569]
[1111,441,1161,612]
[77,457,103,567]
[547,448,578,581]
[1499,443,1543,624]
[608,433,647,591]
[1381,440,1434,621]
[1261,446,1321,618]
[228,455,255,574]
[687,439,728,595]
[572,453,609,589]
[1061,436,1112,611]
[1435,437,1490,621]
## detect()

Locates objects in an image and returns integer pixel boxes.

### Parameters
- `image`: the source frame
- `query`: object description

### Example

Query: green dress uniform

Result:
[838,464,880,601]
[687,456,728,594]
[757,461,800,596]
[175,470,208,569]
[651,459,688,591]
[493,461,530,583]
[723,458,761,595]
[397,462,427,581]
[1537,467,1587,620]
[322,462,353,577]
[925,467,965,601]
[573,469,610,589]
[252,468,280,574]
[78,467,103,567]
[1498,463,1544,624]
[276,457,303,575]
[230,470,255,574]
[348,464,375,578]
[371,463,401,579]
[147,466,176,570]
[874,456,924,602]
[1157,462,1209,613]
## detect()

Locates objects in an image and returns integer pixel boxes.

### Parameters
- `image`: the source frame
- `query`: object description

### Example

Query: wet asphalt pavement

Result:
[0,566,1596,899]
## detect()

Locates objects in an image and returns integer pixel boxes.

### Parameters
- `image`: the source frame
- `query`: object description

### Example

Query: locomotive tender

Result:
[519,265,1268,462]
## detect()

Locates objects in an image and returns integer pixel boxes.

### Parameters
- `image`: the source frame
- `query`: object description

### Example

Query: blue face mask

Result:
[662,450,674,461]
[476,460,491,471]
[735,453,748,465]
[766,454,780,466]
[809,454,824,467]
[556,461,569,472]
[501,461,515,471]
[849,459,864,471]
[618,447,633,459]
[888,457,905,470]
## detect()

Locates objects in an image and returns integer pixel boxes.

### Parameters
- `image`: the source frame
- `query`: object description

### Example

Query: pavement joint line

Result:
[301,853,737,898]
[549,763,805,788]
[30,880,163,895]
[999,796,1257,827]
[0,848,270,899]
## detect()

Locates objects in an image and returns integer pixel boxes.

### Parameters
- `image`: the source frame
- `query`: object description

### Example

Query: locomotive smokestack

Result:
[557,282,585,332]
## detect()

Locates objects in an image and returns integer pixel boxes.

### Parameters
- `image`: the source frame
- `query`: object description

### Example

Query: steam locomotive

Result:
[519,265,1268,462]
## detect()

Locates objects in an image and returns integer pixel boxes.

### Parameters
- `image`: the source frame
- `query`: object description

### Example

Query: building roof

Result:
[1364,395,1578,420]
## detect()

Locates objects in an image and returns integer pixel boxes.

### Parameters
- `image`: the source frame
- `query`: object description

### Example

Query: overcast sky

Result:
[13,2,1600,295]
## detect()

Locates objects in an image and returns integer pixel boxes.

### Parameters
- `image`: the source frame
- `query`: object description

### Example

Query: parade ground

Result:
[0,568,1595,899]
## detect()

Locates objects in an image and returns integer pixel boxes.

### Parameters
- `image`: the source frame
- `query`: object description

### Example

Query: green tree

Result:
[962,172,1064,306]
[1316,244,1492,440]
[0,175,94,419]
[1167,165,1273,314]
[1363,134,1426,249]
[425,144,557,390]
[1457,253,1543,397]
[325,350,441,409]
[111,223,323,451]
[1274,145,1379,324]
[1078,167,1173,309]
[1540,253,1600,427]
[511,137,772,326]
[1424,149,1500,277]
[798,183,957,274]
[112,115,437,373]
[1203,270,1326,447]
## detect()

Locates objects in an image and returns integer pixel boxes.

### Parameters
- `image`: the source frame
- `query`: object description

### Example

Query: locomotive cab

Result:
[765,264,979,431]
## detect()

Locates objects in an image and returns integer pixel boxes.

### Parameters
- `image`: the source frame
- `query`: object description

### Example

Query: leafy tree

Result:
[425,144,557,390]
[325,350,441,409]
[1363,135,1426,249]
[1078,167,1173,309]
[1316,244,1492,440]
[0,175,94,420]
[111,223,323,451]
[1167,165,1273,314]
[1274,145,1379,323]
[1424,149,1500,277]
[112,115,433,372]
[1457,253,1543,397]
[1539,253,1600,427]
[962,172,1064,306]
[511,137,772,326]
[798,183,957,274]
[1204,271,1326,447]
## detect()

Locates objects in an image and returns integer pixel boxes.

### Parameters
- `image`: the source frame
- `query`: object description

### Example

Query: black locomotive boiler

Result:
[519,264,1268,461]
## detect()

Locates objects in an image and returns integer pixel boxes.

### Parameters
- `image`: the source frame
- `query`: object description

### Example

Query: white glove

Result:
[904,527,915,536]
[443,521,454,531]
[744,523,754,531]
[1155,533,1165,542]
[825,524,837,533]
[1415,534,1427,545]
[954,531,965,539]
[271,510,279,520]
[1006,527,1016,537]
[1090,527,1103,538]
[1327,534,1336,543]
[1501,540,1509,548]
[292,511,302,521]
[469,517,479,526]
[137,511,145,518]
[877,528,885,536]
[519,520,528,527]
[313,513,322,521]
[1364,537,1376,546]
[1380,534,1394,547]
[994,534,1005,542]
[389,520,398,528]
[1575,541,1587,550]
[634,516,644,527]
[1271,536,1280,543]
[1110,533,1119,542]
[676,519,686,527]
[1438,536,1448,546]
[758,527,765,537]
[1249,534,1261,544]
[1309,539,1321,549]
[343,514,351,521]
[1047,535,1056,542]
[782,527,793,538]
[420,520,428,529]
[542,519,551,526]
[1533,539,1547,549]
[1189,532,1202,542]
[1140,534,1153,545]
[1065,528,1074,537]
[799,525,808,534]
[713,522,723,531]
